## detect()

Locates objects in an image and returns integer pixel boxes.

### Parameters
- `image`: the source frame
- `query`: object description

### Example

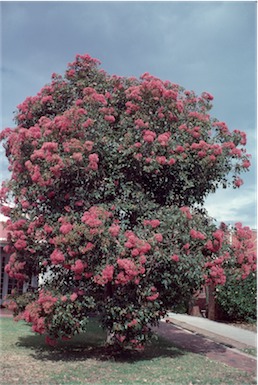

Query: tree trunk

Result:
[207,284,216,320]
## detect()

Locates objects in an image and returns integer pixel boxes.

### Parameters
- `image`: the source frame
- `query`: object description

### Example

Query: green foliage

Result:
[216,271,257,323]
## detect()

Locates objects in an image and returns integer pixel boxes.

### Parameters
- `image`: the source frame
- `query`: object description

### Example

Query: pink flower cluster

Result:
[204,255,228,285]
[180,206,193,220]
[205,229,224,253]
[82,206,109,228]
[20,290,57,335]
[50,249,65,265]
[124,230,152,255]
[94,265,114,285]
[190,229,206,240]
[231,223,256,279]
[109,224,120,237]
[143,219,160,228]
[115,258,145,285]
[146,286,159,301]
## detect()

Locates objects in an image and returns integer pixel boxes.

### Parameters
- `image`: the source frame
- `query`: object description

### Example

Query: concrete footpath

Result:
[152,312,257,375]
[166,312,257,349]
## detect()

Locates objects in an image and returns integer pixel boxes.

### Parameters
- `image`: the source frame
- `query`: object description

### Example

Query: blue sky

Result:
[0,1,257,228]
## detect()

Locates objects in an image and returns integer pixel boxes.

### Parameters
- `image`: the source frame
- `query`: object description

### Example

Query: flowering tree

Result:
[0,54,255,350]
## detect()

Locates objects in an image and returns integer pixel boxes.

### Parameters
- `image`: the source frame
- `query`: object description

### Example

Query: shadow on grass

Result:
[153,322,229,355]
[16,320,184,363]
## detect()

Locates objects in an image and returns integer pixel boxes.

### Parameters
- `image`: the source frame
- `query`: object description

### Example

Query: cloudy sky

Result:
[0,1,257,228]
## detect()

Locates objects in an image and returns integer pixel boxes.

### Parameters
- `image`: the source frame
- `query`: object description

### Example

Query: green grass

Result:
[0,317,256,385]
[241,347,257,357]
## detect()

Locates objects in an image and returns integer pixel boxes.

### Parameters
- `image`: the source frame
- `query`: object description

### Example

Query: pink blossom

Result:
[21,200,30,209]
[82,211,103,227]
[151,219,160,228]
[190,229,206,240]
[66,69,75,78]
[154,233,163,242]
[213,229,224,242]
[95,265,115,285]
[175,145,184,153]
[138,242,151,254]
[104,115,115,123]
[171,254,179,262]
[84,140,94,151]
[82,118,94,128]
[201,92,214,100]
[230,148,242,157]
[14,239,27,250]
[50,249,65,265]
[71,259,84,275]
[139,255,147,264]
[75,200,84,207]
[176,101,184,113]
[89,162,98,170]
[116,334,126,343]
[131,248,140,257]
[156,156,167,165]
[142,130,156,143]
[128,319,138,327]
[41,95,53,104]
[75,99,84,106]
[146,293,159,301]
[70,293,78,302]
[92,93,107,105]
[134,118,149,129]
[134,153,143,161]
[60,222,73,234]
[234,177,244,187]
[109,224,120,237]
[102,265,114,281]
[0,205,11,217]
[88,153,99,163]
[180,206,192,220]
[157,132,171,146]
[168,158,176,166]
[143,219,160,228]
[81,242,94,253]
[72,152,83,162]
[44,224,53,234]
[242,160,251,168]
[125,101,140,114]
[198,151,206,158]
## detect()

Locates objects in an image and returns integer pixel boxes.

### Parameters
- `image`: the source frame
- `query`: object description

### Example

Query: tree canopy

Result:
[0,54,255,350]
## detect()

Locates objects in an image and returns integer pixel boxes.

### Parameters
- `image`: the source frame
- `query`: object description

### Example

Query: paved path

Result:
[153,315,257,375]
[167,312,257,349]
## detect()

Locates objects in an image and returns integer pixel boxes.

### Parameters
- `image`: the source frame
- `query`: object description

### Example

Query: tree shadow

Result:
[16,330,184,363]
[16,319,230,364]
[153,322,228,355]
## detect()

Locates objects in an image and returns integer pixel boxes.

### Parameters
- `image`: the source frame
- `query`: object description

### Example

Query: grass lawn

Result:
[0,317,256,385]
